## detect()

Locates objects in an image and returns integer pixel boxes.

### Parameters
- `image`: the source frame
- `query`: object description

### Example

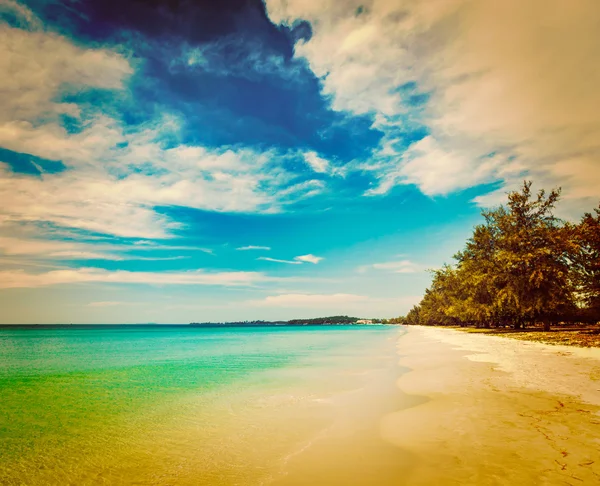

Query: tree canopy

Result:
[400,182,600,329]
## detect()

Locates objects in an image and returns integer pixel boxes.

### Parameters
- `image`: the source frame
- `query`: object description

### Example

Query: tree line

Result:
[399,182,600,330]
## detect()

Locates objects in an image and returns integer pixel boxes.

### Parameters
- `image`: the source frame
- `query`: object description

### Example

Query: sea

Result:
[0,325,412,485]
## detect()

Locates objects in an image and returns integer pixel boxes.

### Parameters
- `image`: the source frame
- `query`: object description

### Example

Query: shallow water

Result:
[0,326,407,485]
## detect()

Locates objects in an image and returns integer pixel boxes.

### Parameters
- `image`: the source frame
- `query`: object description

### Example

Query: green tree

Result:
[404,305,421,325]
[454,222,501,327]
[575,205,600,321]
[490,182,575,329]
[407,181,581,330]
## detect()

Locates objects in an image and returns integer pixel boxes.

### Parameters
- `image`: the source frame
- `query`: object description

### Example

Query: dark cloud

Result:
[34,0,292,51]
[282,19,312,44]
[23,0,385,163]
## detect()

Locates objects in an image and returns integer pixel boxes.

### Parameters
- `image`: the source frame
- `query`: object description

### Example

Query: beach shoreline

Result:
[0,326,407,486]
[4,326,600,485]
[270,329,418,486]
[383,326,600,485]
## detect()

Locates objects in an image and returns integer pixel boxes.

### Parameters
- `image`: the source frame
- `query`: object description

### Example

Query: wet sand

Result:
[272,332,419,486]
[382,326,600,485]
[276,326,600,485]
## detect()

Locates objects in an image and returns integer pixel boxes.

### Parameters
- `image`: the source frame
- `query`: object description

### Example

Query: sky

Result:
[1,0,599,323]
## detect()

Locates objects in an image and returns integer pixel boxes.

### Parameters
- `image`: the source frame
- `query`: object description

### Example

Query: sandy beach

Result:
[3,326,600,485]
[384,326,600,485]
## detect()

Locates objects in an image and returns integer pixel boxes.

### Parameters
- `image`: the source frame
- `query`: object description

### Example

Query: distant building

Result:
[356,319,373,324]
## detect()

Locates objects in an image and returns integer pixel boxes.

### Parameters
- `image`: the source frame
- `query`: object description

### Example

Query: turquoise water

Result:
[0,326,403,485]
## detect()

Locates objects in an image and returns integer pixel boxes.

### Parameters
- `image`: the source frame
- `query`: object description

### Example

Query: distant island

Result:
[189,315,395,327]
[0,316,400,330]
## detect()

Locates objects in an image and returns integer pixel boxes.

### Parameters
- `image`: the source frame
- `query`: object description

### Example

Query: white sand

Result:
[381,326,600,485]
[417,326,600,406]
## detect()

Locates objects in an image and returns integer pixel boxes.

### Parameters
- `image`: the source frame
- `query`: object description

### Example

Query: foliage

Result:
[574,205,600,315]
[405,182,599,328]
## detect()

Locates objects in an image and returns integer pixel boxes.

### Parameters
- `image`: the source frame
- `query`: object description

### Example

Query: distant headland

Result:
[189,316,395,327]
[0,316,401,330]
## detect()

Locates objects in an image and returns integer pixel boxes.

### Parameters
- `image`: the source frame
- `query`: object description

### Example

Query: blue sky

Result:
[1,0,599,323]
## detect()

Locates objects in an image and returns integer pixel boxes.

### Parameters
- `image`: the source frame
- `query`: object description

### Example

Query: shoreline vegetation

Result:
[391,181,600,347]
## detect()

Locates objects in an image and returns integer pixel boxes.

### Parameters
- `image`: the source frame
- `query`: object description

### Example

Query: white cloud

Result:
[0,132,299,238]
[360,259,422,274]
[294,254,323,264]
[0,267,276,289]
[87,301,123,307]
[0,22,326,242]
[303,151,329,173]
[0,0,43,30]
[277,179,325,200]
[257,254,323,265]
[236,245,271,251]
[266,0,600,215]
[0,24,132,125]
[0,234,202,263]
[251,293,368,307]
[249,292,424,316]
[0,236,80,256]
[257,257,302,265]
[0,236,118,261]
[366,136,514,197]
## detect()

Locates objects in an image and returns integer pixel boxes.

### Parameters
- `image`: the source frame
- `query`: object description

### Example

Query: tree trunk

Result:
[543,319,551,332]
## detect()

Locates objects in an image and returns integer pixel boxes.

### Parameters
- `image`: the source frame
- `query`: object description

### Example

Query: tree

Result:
[406,181,582,330]
[575,205,600,321]
[454,222,501,327]
[491,182,575,329]
[404,305,421,325]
